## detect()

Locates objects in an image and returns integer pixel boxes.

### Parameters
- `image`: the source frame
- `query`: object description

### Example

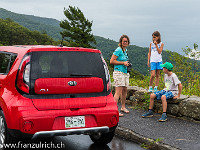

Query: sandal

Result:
[119,113,124,117]
[121,108,129,113]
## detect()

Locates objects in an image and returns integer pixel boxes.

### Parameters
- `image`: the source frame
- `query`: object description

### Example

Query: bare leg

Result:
[114,87,123,116]
[149,70,155,86]
[121,87,127,109]
[155,70,160,86]
[149,93,156,109]
[114,87,123,103]
[161,95,167,112]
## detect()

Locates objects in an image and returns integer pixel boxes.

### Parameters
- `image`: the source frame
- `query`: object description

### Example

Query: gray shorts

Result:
[113,71,130,87]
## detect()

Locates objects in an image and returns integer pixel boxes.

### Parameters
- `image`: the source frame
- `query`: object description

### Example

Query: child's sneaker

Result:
[149,87,153,92]
[154,87,158,92]
[142,110,153,118]
[159,113,167,122]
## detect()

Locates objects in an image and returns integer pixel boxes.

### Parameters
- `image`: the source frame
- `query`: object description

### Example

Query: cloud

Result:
[1,0,200,54]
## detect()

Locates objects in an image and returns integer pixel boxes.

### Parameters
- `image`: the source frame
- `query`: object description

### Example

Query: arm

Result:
[110,54,129,66]
[173,83,182,99]
[147,43,151,67]
[154,42,164,54]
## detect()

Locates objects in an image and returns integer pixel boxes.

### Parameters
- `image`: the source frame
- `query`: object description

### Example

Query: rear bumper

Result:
[32,126,109,140]
[8,125,117,140]
[5,93,119,137]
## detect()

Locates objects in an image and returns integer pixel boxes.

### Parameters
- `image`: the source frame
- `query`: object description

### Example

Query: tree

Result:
[60,6,96,48]
[166,44,200,96]
[0,18,54,45]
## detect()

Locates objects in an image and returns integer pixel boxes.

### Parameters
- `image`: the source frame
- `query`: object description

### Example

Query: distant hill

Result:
[0,8,62,40]
[0,18,54,45]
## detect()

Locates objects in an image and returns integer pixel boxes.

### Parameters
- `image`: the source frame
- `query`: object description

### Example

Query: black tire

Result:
[0,110,19,146]
[89,130,115,145]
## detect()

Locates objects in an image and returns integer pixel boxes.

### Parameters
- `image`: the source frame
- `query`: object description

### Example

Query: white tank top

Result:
[150,42,163,62]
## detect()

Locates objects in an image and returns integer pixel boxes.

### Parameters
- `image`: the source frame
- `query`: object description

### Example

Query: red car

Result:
[0,45,119,145]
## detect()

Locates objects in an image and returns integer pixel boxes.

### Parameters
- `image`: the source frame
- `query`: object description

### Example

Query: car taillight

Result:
[16,55,30,94]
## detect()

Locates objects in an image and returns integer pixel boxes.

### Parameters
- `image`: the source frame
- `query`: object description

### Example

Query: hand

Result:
[123,61,129,66]
[147,62,150,67]
[153,40,157,45]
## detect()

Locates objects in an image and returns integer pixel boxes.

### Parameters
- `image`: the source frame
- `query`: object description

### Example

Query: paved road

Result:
[117,104,200,150]
[1,135,145,150]
[53,135,146,150]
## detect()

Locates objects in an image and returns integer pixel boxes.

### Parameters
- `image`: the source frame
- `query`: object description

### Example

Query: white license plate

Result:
[65,116,85,128]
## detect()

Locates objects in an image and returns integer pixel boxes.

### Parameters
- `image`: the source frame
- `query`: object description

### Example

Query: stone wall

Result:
[113,86,200,122]
[153,95,200,121]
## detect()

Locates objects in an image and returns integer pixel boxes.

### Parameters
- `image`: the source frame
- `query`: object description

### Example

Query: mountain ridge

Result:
[0,8,62,40]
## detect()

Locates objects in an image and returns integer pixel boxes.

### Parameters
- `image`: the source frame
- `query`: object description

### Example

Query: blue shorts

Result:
[150,62,163,70]
[155,90,174,100]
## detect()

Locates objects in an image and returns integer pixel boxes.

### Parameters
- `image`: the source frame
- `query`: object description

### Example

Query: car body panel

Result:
[0,45,118,140]
[34,77,104,94]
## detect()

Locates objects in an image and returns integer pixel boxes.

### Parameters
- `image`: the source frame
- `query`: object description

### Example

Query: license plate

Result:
[65,116,85,128]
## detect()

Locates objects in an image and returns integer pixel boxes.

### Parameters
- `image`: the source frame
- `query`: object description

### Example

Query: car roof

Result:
[0,45,101,54]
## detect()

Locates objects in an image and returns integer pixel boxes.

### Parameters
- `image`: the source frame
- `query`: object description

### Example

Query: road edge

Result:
[115,126,180,150]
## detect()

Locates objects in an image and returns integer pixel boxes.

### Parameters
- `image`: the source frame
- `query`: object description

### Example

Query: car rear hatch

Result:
[29,49,107,110]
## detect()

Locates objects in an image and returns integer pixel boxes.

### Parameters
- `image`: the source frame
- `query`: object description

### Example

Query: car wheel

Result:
[89,130,115,145]
[0,110,18,146]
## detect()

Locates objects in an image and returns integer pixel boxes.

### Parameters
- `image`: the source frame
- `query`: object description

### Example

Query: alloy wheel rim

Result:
[0,116,5,145]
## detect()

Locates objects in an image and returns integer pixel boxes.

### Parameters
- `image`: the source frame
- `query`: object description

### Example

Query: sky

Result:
[0,0,200,54]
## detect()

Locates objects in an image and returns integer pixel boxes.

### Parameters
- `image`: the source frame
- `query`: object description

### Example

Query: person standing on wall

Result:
[148,31,164,92]
[110,35,131,117]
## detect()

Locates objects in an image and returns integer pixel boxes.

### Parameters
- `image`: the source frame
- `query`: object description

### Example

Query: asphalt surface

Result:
[116,104,200,150]
[54,135,146,150]
[0,135,145,150]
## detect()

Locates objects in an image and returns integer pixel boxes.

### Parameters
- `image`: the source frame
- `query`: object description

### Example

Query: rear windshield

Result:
[30,51,105,80]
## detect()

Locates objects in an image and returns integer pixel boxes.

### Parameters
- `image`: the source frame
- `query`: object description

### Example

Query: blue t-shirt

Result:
[113,47,128,73]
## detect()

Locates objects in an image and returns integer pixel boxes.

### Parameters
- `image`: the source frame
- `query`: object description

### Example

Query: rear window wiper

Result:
[70,73,93,77]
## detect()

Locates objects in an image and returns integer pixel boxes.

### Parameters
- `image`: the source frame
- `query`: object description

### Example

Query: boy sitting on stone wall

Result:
[142,62,182,122]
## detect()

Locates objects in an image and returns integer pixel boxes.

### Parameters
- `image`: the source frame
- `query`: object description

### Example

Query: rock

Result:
[127,89,136,100]
[133,90,148,101]
[167,104,180,115]
[154,102,163,113]
[112,84,200,122]
[129,96,136,101]
[187,95,200,101]
[180,94,190,99]
[126,100,133,105]
[167,99,181,104]
[179,97,200,120]
[127,86,147,91]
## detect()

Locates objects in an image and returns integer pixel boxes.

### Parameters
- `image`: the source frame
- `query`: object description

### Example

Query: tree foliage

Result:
[0,8,62,41]
[167,45,200,96]
[0,18,54,45]
[60,6,96,48]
